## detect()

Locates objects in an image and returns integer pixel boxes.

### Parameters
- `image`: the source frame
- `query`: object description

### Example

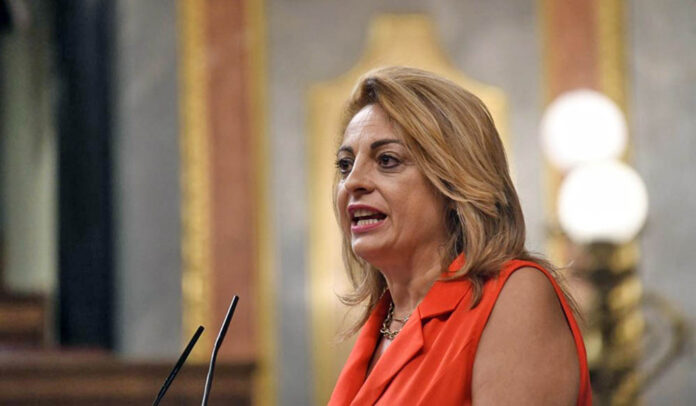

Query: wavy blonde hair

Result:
[335,66,569,335]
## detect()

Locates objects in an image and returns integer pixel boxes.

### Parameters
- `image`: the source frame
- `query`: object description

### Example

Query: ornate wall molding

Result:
[245,0,277,403]
[178,0,212,361]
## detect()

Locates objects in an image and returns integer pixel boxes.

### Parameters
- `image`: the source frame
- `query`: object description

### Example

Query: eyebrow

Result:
[336,139,403,155]
[370,139,402,149]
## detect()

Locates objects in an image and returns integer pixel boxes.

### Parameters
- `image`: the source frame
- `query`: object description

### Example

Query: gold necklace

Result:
[379,302,411,340]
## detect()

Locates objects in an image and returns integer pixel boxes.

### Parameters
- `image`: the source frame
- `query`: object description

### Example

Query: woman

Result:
[328,66,591,405]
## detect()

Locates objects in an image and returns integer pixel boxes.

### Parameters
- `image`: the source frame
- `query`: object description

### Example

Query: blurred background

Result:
[0,0,694,405]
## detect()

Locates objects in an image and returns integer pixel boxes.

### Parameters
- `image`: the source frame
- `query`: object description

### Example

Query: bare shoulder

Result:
[472,266,579,405]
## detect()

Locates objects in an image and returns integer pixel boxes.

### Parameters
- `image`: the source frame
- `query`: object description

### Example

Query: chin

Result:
[351,239,388,265]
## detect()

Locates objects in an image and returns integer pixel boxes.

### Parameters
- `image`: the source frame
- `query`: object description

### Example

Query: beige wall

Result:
[0,5,56,295]
[631,1,696,403]
[113,0,182,359]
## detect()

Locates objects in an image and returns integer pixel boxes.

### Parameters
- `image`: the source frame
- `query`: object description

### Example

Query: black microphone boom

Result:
[201,295,239,406]
[152,325,205,406]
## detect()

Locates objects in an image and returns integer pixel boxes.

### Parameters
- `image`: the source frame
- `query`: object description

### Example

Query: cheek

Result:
[335,185,350,228]
[398,181,446,232]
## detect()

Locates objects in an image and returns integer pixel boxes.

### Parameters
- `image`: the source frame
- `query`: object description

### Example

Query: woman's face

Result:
[335,104,448,266]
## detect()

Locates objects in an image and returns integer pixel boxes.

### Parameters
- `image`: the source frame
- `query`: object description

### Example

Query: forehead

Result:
[341,104,398,146]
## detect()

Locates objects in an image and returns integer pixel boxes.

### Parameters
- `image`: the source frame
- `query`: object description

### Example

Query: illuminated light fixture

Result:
[557,160,648,244]
[541,89,628,171]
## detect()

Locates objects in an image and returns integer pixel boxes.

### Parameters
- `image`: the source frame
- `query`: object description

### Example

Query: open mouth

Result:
[351,208,387,227]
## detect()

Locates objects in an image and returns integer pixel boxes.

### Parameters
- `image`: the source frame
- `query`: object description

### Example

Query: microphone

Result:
[152,325,205,406]
[201,295,239,406]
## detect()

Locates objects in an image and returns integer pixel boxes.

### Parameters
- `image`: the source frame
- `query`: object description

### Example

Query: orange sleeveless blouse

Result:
[328,257,592,405]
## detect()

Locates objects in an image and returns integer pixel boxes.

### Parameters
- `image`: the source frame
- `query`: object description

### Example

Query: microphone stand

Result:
[201,295,239,406]
[152,325,205,406]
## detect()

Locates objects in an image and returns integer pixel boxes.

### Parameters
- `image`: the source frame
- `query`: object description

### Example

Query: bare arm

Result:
[472,267,579,405]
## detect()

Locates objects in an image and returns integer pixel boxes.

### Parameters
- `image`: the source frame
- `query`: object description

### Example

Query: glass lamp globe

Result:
[558,160,648,244]
[541,89,628,171]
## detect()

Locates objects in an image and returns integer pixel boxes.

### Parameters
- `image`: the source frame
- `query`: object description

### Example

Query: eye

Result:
[335,157,353,175]
[378,153,400,169]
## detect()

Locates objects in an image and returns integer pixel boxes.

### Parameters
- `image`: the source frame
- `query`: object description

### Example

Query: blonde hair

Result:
[335,66,568,335]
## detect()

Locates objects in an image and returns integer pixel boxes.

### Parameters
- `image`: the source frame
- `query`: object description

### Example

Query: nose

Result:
[343,157,374,195]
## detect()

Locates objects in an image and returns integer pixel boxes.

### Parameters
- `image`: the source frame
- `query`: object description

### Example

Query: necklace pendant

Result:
[380,302,407,340]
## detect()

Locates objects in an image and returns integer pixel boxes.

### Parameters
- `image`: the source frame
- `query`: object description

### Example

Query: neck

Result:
[379,245,444,319]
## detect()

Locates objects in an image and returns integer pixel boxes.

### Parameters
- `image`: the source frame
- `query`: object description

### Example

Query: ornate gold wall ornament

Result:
[178,0,212,362]
[307,14,509,404]
[245,0,278,404]
[597,0,627,111]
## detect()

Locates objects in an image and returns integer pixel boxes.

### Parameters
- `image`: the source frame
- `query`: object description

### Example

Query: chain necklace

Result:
[379,302,412,340]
